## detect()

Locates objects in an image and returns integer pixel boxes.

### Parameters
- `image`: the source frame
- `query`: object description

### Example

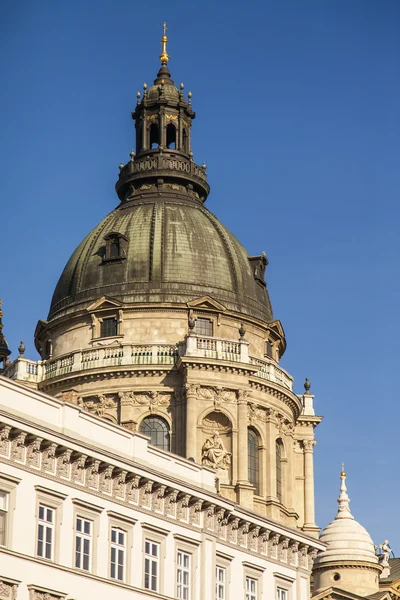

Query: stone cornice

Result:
[313,559,383,573]
[249,378,303,420]
[0,416,324,569]
[296,415,323,428]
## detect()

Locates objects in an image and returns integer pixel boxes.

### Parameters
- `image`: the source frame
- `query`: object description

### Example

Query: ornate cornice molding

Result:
[0,420,322,569]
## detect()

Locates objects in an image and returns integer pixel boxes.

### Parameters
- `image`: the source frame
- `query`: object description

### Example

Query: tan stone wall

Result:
[35,303,317,531]
[313,564,380,596]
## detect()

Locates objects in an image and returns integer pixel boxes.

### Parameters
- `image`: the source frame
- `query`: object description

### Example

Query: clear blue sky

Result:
[1,1,399,548]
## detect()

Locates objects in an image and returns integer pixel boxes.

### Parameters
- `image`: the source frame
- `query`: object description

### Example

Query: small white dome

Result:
[314,469,378,566]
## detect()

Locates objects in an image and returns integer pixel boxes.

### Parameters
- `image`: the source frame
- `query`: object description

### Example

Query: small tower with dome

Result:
[312,466,382,596]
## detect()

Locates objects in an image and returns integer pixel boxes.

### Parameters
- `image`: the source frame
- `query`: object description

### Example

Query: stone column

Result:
[235,390,254,509]
[185,384,198,460]
[237,390,249,483]
[264,409,277,499]
[303,439,317,529]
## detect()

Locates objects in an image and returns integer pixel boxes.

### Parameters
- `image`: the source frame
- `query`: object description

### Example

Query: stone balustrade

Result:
[4,338,293,391]
[249,356,293,391]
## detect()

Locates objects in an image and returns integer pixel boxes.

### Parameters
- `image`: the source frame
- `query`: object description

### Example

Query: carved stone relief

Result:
[197,386,236,411]
[0,580,18,600]
[119,391,172,413]
[201,431,231,470]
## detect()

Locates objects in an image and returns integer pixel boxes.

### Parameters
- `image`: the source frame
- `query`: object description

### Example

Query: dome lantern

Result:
[116,24,210,204]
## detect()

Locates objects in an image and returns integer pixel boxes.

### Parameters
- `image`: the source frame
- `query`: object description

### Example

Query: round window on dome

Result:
[333,573,341,582]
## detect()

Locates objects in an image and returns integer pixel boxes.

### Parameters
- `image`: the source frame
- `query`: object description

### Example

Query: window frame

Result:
[273,573,294,600]
[107,510,136,584]
[243,563,264,600]
[34,486,66,563]
[75,514,93,572]
[276,439,284,503]
[139,415,171,452]
[0,490,9,547]
[174,534,199,600]
[247,428,260,495]
[141,523,168,594]
[100,316,118,339]
[176,549,191,599]
[37,503,55,561]
[144,538,160,592]
[71,498,102,575]
[110,526,126,581]
[277,588,288,600]
[103,232,128,263]
[194,317,214,337]
[245,576,257,600]
[215,551,232,600]
[0,473,20,549]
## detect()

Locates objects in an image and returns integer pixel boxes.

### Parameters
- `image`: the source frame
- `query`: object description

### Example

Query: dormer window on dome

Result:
[103,232,128,263]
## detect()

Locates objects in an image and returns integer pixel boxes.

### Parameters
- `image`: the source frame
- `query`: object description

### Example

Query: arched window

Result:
[182,128,188,153]
[276,439,283,502]
[140,416,170,451]
[166,123,176,149]
[149,123,159,148]
[248,429,259,494]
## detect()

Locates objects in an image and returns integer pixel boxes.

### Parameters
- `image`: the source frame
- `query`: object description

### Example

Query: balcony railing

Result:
[249,356,293,391]
[3,336,293,392]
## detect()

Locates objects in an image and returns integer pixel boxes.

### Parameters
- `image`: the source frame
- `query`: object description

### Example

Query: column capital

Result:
[302,439,316,453]
[237,389,250,405]
[184,383,199,396]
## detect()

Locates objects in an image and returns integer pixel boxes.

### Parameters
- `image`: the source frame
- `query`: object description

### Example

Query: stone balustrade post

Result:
[239,340,249,363]
[185,334,197,356]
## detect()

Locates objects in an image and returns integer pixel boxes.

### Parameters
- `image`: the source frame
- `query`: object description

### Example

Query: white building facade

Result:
[0,377,323,600]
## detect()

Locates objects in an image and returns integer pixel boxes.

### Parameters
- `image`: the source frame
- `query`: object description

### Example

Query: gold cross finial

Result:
[341,463,346,477]
[159,22,170,66]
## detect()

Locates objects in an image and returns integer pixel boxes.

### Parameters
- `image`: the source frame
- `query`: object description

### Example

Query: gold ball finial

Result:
[143,83,147,90]
[159,22,170,66]
[340,462,346,477]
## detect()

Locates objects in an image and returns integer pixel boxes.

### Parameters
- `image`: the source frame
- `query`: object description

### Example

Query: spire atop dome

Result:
[0,299,11,373]
[159,22,169,66]
[337,463,353,519]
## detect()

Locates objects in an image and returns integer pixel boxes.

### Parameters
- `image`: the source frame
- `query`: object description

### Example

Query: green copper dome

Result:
[49,193,273,323]
[48,49,273,325]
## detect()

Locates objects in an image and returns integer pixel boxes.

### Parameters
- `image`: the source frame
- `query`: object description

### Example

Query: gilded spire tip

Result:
[341,462,346,477]
[159,22,170,66]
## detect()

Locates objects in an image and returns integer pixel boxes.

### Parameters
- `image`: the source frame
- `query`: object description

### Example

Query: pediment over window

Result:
[267,320,285,339]
[87,296,124,312]
[187,296,227,312]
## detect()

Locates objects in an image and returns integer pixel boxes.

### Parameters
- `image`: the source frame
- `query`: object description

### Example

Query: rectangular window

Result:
[177,550,191,599]
[100,317,118,338]
[194,318,213,337]
[110,527,126,582]
[37,504,54,560]
[216,566,226,600]
[266,340,273,358]
[75,516,92,571]
[144,539,159,592]
[0,492,8,546]
[246,576,257,600]
[277,589,287,600]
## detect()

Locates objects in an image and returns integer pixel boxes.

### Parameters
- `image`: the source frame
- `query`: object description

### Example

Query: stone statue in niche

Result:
[201,431,231,470]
